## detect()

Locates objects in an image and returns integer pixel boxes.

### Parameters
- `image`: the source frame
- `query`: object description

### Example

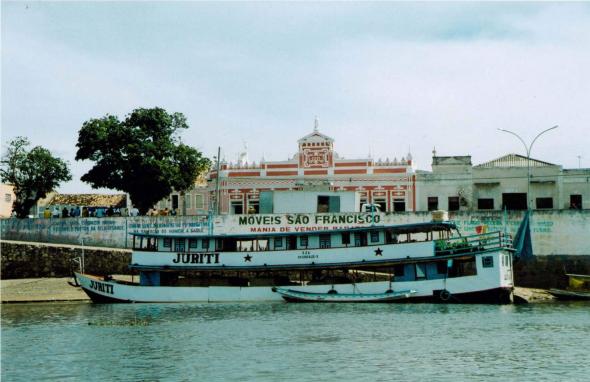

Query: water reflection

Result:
[2,301,589,382]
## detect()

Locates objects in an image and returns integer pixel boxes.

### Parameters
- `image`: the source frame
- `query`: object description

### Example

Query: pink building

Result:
[208,123,416,214]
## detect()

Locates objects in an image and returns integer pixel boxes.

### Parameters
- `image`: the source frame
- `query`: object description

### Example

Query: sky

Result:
[2,1,589,193]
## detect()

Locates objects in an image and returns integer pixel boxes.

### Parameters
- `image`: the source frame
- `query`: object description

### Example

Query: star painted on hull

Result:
[374,248,383,256]
[244,254,252,262]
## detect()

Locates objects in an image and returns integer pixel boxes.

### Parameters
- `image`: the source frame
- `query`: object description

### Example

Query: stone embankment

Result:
[1,240,131,279]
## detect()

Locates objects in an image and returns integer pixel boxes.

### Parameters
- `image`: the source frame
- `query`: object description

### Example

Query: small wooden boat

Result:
[272,287,416,303]
[548,289,590,301]
[548,274,590,300]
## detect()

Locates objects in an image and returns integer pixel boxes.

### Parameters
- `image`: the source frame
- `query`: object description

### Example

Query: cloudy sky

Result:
[2,1,589,193]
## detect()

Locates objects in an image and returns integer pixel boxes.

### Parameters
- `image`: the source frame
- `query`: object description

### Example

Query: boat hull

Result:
[74,273,513,304]
[548,288,590,301]
[273,287,416,303]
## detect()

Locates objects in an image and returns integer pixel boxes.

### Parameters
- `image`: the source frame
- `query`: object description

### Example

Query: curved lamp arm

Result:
[529,125,558,156]
[497,129,529,156]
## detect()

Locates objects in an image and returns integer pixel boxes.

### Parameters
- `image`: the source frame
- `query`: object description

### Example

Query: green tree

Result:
[0,137,72,218]
[75,107,211,214]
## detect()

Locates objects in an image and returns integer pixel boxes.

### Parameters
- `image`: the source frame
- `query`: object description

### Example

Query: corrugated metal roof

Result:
[48,193,127,207]
[475,154,556,168]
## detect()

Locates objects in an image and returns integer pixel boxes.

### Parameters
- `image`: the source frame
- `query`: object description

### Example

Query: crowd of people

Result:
[146,208,178,216]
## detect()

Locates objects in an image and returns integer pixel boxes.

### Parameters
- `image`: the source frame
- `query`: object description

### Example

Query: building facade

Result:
[158,125,589,216]
[207,123,416,215]
[0,184,16,218]
[416,153,590,212]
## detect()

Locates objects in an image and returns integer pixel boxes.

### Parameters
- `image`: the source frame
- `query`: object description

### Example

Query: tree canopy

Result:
[0,137,72,218]
[75,107,211,214]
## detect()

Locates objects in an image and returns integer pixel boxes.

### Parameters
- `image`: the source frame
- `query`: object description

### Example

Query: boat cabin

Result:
[132,222,459,253]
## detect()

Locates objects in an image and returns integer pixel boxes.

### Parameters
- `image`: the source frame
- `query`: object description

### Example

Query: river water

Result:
[2,302,589,381]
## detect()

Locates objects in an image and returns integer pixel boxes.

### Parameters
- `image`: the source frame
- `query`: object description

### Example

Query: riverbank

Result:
[1,275,135,303]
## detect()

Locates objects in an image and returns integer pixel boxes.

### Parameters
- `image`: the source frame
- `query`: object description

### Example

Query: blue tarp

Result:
[513,210,533,259]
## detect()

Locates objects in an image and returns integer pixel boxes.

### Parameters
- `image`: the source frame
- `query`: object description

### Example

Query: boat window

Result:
[274,237,283,248]
[134,237,157,251]
[385,230,395,244]
[415,263,426,279]
[393,264,405,277]
[163,238,172,248]
[370,231,380,243]
[237,240,255,252]
[202,238,209,250]
[448,257,477,277]
[258,239,269,251]
[482,256,494,268]
[319,234,331,249]
[287,236,297,250]
[436,261,448,275]
[341,232,350,246]
[354,232,367,246]
[300,235,309,248]
[174,239,185,252]
[189,239,198,249]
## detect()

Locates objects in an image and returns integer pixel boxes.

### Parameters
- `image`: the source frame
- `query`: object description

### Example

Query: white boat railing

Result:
[435,231,513,256]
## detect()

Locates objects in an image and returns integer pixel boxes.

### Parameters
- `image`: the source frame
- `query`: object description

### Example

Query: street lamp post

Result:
[497,125,558,210]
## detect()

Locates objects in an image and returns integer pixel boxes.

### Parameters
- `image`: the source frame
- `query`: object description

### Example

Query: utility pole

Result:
[215,146,221,215]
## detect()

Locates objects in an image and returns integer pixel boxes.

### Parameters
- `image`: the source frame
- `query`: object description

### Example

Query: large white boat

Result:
[75,215,514,303]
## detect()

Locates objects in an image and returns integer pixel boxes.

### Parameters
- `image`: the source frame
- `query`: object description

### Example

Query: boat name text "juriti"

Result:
[90,280,114,294]
[172,253,220,264]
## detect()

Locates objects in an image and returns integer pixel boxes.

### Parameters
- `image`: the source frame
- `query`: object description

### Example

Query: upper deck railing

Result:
[435,231,513,256]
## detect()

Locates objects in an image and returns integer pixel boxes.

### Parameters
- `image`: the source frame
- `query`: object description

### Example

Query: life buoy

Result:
[440,289,451,301]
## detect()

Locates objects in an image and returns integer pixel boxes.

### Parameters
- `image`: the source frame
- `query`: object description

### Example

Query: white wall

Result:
[272,191,358,213]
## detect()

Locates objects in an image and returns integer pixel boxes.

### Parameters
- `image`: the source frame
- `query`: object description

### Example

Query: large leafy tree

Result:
[75,107,211,214]
[0,137,72,218]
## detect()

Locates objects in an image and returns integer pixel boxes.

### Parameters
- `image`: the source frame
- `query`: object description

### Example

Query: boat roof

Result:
[130,221,457,239]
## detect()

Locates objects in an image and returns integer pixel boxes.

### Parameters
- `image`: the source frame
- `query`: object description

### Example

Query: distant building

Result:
[160,123,589,215]
[0,184,16,218]
[417,153,590,211]
[207,120,416,215]
[156,175,209,216]
[38,193,128,217]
